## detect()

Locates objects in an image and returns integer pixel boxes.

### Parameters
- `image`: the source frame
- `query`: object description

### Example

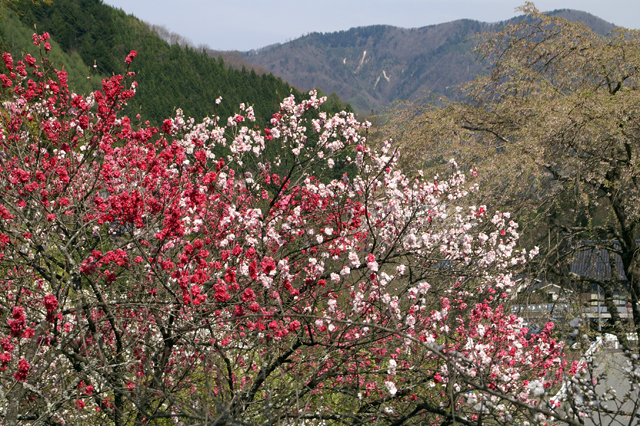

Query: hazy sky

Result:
[102,0,640,51]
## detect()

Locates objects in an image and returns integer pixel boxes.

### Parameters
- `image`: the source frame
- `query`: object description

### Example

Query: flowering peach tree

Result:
[0,36,614,426]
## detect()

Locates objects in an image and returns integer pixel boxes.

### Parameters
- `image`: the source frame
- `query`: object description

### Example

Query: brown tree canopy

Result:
[384,2,640,348]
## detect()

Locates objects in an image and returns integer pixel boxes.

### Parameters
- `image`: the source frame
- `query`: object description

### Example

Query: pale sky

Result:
[102,1,640,51]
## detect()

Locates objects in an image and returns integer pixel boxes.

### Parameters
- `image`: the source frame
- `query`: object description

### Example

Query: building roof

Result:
[570,242,626,282]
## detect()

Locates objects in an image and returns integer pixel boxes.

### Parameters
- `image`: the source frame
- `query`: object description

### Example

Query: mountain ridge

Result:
[239,10,617,112]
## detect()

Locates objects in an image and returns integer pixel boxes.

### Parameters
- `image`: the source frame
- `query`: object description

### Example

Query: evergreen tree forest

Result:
[2,0,351,127]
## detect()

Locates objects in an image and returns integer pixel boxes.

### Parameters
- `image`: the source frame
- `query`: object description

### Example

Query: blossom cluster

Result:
[0,42,578,425]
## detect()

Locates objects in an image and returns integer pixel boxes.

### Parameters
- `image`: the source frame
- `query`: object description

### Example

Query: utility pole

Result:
[597,285,602,332]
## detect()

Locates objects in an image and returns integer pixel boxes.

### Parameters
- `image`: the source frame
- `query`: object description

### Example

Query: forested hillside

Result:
[244,10,617,111]
[5,0,336,126]
[0,5,104,94]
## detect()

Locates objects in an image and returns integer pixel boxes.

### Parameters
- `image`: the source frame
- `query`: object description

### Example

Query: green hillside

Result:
[5,0,346,126]
[0,5,104,94]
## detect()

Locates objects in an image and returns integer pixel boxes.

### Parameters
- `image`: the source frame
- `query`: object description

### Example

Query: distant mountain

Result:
[242,10,617,112]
